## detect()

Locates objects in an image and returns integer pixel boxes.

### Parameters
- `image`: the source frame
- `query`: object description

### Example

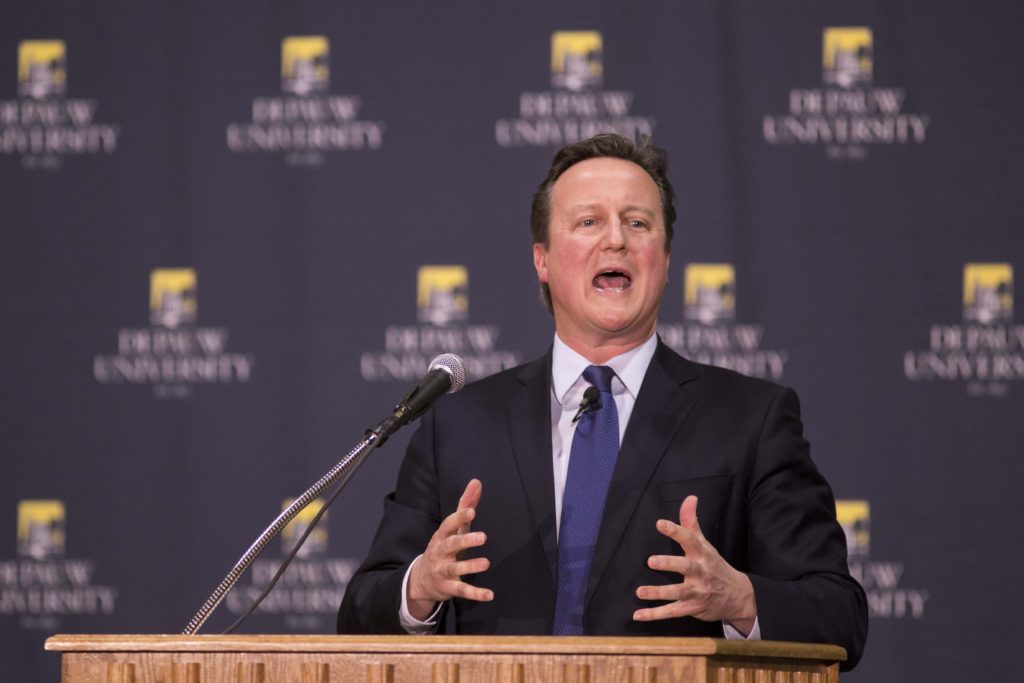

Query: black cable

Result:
[220,450,369,634]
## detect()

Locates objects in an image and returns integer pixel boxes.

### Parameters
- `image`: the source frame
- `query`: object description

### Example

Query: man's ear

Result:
[533,242,549,283]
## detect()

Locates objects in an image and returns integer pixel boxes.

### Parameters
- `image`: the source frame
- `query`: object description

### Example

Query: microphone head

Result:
[429,353,467,394]
[582,385,601,407]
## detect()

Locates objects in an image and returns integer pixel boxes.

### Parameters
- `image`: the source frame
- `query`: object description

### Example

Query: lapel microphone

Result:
[572,386,602,423]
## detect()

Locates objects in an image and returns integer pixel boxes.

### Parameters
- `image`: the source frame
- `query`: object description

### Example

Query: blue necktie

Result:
[553,365,620,635]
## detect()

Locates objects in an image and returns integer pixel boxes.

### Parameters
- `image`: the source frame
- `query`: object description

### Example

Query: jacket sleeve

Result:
[743,386,869,670]
[337,408,449,633]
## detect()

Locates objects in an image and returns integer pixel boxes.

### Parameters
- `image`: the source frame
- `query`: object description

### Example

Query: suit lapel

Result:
[506,350,559,584]
[586,341,700,606]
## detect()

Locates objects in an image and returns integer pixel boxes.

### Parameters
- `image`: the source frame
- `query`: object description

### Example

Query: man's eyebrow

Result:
[565,203,657,217]
[566,203,603,214]
[621,205,657,217]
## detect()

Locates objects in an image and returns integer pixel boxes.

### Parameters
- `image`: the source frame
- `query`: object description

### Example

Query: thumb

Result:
[679,495,703,537]
[458,478,483,511]
[457,478,483,534]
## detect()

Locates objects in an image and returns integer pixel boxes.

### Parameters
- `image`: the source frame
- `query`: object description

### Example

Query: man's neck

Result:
[551,332,658,407]
[554,330,658,365]
[555,330,658,365]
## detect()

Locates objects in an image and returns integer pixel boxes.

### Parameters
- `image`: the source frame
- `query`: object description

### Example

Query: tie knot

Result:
[582,365,616,393]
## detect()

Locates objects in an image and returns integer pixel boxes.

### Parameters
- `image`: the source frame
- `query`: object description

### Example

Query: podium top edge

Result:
[44,634,846,661]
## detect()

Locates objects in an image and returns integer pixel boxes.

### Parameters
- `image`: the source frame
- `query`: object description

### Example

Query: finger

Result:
[635,581,694,603]
[456,479,483,533]
[443,530,488,557]
[646,554,693,576]
[458,478,483,511]
[633,599,700,622]
[678,495,704,539]
[446,580,494,603]
[443,556,490,579]
[655,518,702,555]
[435,505,477,540]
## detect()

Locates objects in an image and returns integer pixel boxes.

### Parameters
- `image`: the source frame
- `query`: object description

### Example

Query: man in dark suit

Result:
[338,134,867,670]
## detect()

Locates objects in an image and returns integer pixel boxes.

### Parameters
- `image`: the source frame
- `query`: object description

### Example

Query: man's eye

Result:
[628,219,648,228]
[579,218,597,227]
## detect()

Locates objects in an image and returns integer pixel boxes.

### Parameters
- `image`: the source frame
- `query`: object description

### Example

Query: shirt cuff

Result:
[399,555,443,634]
[722,617,761,641]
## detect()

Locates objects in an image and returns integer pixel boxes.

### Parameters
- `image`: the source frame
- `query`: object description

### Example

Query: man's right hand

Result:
[407,478,493,621]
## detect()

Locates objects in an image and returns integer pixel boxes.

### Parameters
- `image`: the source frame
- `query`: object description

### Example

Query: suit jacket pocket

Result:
[658,474,734,502]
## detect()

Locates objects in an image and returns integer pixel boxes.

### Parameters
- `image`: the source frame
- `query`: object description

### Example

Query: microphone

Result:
[395,353,467,424]
[572,386,602,423]
[375,353,467,442]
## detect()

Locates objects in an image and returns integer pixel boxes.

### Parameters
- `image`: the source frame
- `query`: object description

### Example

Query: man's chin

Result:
[589,315,656,342]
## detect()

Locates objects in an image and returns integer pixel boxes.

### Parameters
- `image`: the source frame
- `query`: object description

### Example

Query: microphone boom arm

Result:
[182,353,466,635]
[182,427,383,635]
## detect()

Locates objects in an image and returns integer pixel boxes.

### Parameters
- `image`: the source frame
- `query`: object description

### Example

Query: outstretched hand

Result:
[633,495,757,635]
[407,478,493,621]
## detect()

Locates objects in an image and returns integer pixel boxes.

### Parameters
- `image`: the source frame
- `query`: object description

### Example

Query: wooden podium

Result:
[45,634,845,682]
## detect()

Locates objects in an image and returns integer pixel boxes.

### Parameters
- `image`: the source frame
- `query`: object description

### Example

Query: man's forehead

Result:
[556,156,650,180]
[550,158,662,209]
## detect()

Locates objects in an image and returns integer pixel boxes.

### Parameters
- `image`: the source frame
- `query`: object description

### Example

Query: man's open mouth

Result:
[593,270,632,291]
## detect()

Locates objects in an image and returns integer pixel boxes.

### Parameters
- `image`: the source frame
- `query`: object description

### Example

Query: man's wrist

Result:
[408,597,440,622]
[399,556,442,633]
[406,556,439,620]
[728,572,757,634]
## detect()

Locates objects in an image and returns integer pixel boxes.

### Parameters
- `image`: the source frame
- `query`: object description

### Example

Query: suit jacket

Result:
[338,341,867,670]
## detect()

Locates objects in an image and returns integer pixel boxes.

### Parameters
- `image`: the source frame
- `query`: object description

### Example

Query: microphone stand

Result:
[182,414,401,635]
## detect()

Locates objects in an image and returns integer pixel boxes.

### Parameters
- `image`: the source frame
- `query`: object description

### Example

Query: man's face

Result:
[533,157,670,357]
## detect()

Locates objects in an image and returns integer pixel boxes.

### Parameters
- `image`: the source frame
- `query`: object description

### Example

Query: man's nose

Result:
[602,222,628,249]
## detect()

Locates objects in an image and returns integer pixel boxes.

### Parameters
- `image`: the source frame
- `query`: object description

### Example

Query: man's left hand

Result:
[633,495,757,635]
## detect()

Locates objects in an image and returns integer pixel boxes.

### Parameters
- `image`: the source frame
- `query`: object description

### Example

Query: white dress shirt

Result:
[549,332,657,534]
[399,332,759,640]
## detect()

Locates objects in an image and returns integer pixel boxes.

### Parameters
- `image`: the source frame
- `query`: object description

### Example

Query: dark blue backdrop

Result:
[3,2,1022,680]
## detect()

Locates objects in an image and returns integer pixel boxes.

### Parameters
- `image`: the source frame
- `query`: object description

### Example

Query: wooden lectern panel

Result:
[45,634,845,683]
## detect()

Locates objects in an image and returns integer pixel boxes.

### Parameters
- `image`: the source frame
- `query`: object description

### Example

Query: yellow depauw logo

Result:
[417,265,469,326]
[150,268,197,328]
[963,263,1013,324]
[551,31,602,92]
[281,36,330,96]
[282,498,328,558]
[822,27,872,88]
[835,499,870,558]
[18,40,66,99]
[17,499,66,559]
[684,264,736,324]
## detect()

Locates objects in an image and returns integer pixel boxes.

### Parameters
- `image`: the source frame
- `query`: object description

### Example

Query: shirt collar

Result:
[551,332,658,406]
